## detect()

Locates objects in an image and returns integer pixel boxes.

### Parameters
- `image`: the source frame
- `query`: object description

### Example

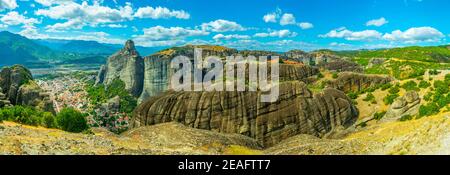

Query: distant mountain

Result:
[59,40,118,55]
[0,31,58,65]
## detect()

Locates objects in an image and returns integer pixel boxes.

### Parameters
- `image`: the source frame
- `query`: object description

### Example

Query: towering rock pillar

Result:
[96,40,144,97]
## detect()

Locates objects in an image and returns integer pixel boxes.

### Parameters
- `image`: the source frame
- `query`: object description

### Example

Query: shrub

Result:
[418,103,440,118]
[384,94,399,105]
[56,108,88,133]
[381,83,393,91]
[373,111,387,120]
[429,69,440,75]
[388,85,400,94]
[0,106,54,127]
[87,79,137,114]
[418,80,431,89]
[399,115,414,122]
[332,73,339,79]
[401,81,419,91]
[317,73,324,79]
[424,92,433,102]
[363,93,375,102]
[347,92,359,99]
[41,112,56,128]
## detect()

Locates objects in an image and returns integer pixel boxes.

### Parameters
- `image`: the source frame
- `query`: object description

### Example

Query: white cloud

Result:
[134,26,209,41]
[0,23,8,29]
[102,24,127,28]
[383,27,444,43]
[298,22,314,30]
[201,19,245,32]
[320,27,382,41]
[263,13,277,23]
[0,0,17,11]
[134,6,190,19]
[263,8,281,23]
[366,17,388,27]
[0,11,40,26]
[19,25,49,39]
[280,13,296,25]
[35,1,133,31]
[45,19,83,32]
[254,29,297,38]
[34,0,73,6]
[213,34,250,41]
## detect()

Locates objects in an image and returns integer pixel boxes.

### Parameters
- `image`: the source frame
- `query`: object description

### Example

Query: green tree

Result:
[56,108,88,133]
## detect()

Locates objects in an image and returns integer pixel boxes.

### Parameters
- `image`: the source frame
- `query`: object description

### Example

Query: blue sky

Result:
[0,0,449,51]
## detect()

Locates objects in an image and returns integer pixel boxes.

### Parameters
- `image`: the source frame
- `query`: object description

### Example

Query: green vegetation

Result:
[429,69,440,75]
[317,72,324,79]
[401,81,419,91]
[332,72,339,79]
[336,46,450,63]
[373,111,387,121]
[0,106,56,127]
[363,93,376,104]
[87,79,137,114]
[417,74,450,118]
[399,115,414,122]
[56,108,88,133]
[384,84,400,105]
[418,80,431,89]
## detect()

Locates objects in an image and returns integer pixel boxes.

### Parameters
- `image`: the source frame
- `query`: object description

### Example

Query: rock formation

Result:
[0,65,54,112]
[317,59,363,73]
[132,81,359,147]
[283,50,340,66]
[382,91,421,122]
[95,40,144,97]
[326,72,393,93]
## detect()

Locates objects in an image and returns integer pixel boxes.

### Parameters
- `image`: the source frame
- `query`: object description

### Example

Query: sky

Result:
[0,0,449,51]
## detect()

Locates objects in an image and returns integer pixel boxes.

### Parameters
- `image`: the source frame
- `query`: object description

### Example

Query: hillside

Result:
[59,40,118,55]
[337,46,450,63]
[0,31,57,65]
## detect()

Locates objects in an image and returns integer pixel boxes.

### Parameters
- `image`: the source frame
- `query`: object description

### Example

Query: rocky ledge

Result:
[132,81,358,147]
[327,72,393,93]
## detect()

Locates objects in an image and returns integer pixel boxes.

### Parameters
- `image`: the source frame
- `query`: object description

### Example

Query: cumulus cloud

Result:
[383,27,444,43]
[366,17,388,27]
[254,29,297,38]
[133,26,209,41]
[263,8,281,23]
[201,19,245,32]
[280,13,296,26]
[0,0,17,11]
[298,22,314,29]
[34,0,73,6]
[36,1,133,31]
[319,27,382,41]
[134,6,190,19]
[0,11,40,26]
[18,25,49,39]
[213,34,250,41]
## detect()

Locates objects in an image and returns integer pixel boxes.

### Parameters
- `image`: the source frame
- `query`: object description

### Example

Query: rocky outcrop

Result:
[327,72,393,93]
[382,91,421,122]
[132,81,358,147]
[0,87,11,107]
[96,40,144,97]
[0,65,53,112]
[284,50,340,66]
[368,58,385,68]
[317,59,363,73]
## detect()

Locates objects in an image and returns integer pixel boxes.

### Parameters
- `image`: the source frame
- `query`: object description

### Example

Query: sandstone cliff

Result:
[132,81,358,147]
[327,72,393,93]
[96,40,144,97]
[0,65,53,112]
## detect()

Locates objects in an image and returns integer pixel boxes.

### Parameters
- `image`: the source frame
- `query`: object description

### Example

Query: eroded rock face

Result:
[383,91,421,122]
[327,72,393,93]
[317,59,363,73]
[0,65,54,112]
[132,81,358,147]
[96,40,144,97]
